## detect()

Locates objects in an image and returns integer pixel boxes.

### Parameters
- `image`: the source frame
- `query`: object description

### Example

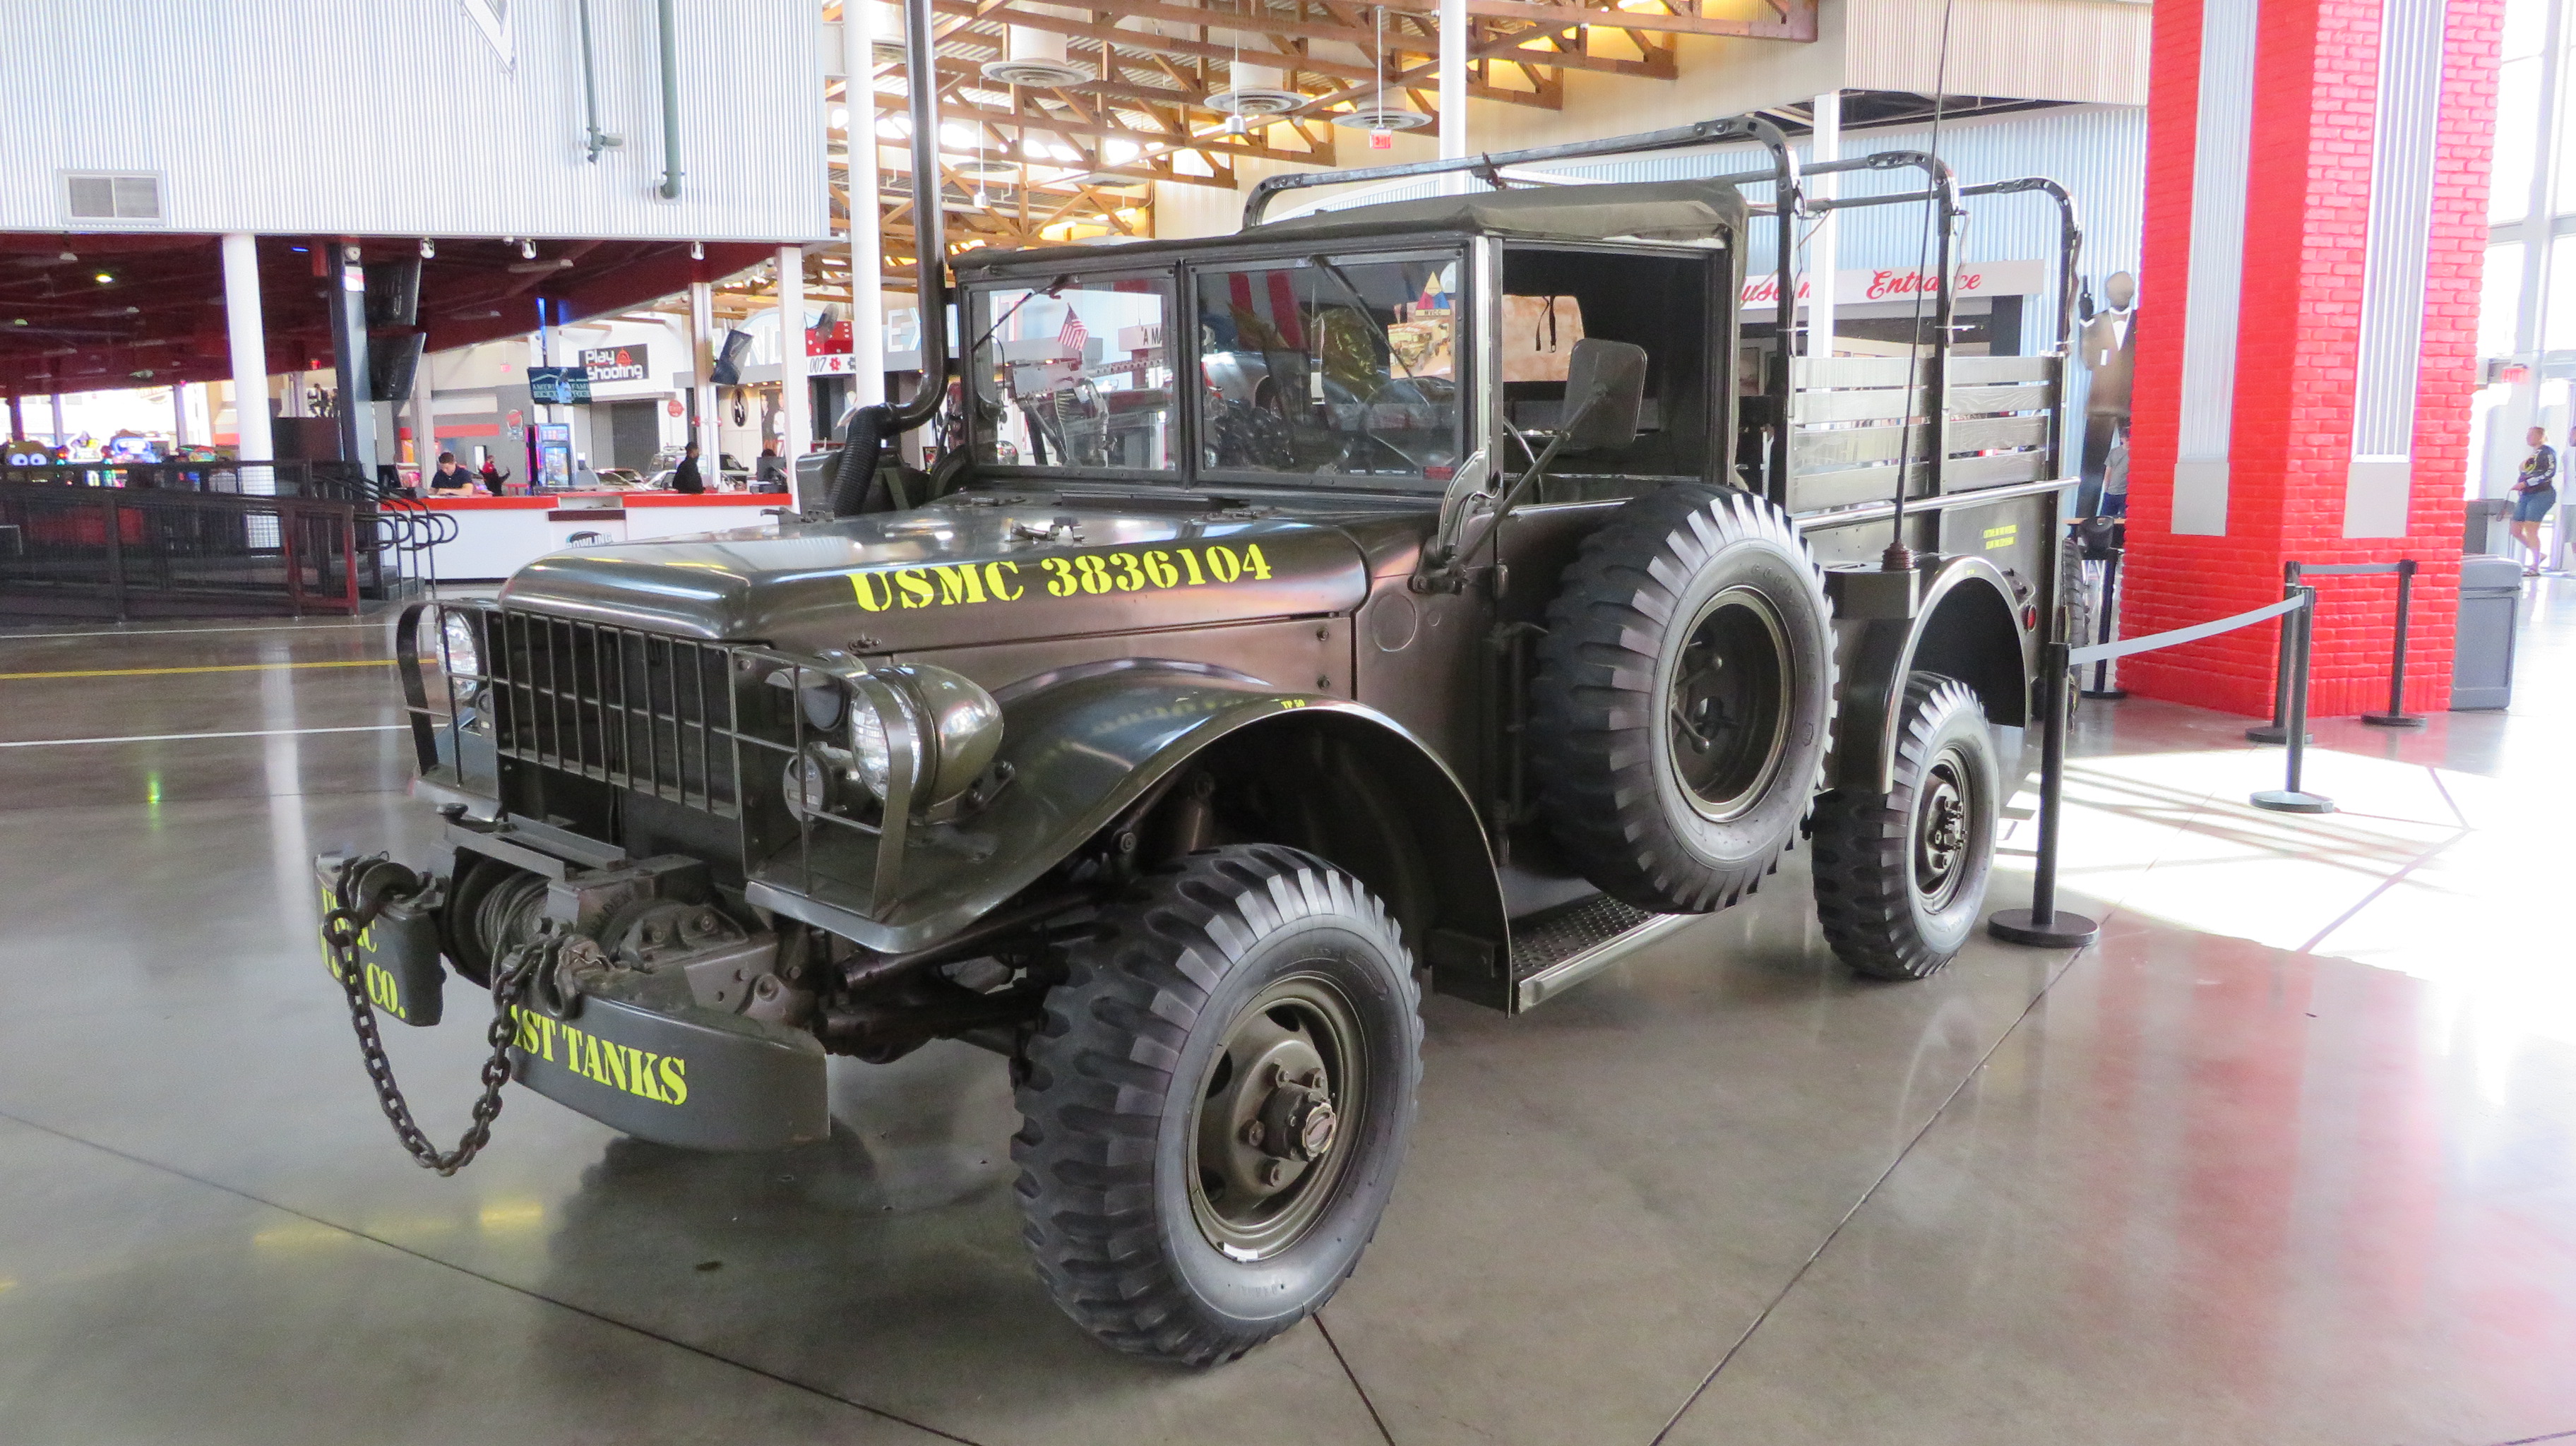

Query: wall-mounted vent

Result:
[61,171,165,225]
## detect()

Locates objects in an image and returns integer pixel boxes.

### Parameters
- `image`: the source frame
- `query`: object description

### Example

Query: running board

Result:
[1510,893,1696,1010]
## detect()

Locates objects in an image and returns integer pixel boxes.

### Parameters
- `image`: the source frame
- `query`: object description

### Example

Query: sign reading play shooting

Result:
[578,345,650,384]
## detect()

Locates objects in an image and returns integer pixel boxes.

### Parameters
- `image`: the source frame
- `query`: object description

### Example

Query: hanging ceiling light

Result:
[979,6,1092,88]
[1332,8,1426,136]
[1332,104,1430,133]
[1205,57,1304,117]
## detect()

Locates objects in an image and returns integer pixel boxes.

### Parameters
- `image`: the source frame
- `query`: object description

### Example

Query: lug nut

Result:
[1262,1160,1287,1187]
[1241,1120,1265,1147]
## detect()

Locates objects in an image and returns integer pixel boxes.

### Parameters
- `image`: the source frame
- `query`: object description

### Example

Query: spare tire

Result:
[1528,485,1836,914]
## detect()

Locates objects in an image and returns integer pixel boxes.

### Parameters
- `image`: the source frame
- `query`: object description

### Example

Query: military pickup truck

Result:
[317,1,2086,1368]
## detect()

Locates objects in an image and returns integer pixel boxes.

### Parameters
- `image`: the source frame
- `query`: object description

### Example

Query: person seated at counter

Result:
[427,452,475,496]
[671,441,705,494]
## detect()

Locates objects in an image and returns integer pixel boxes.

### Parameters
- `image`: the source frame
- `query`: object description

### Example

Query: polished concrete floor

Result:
[1,584,2572,1446]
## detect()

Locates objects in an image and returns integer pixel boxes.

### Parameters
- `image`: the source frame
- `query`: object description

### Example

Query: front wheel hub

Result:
[1188,976,1366,1260]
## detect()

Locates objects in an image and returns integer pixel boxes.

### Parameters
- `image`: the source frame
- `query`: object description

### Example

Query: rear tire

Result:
[1528,485,1836,914]
[1013,844,1421,1365]
[1810,674,2000,981]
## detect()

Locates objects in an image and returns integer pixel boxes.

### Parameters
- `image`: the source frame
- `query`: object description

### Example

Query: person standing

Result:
[2510,424,2558,577]
[670,441,705,494]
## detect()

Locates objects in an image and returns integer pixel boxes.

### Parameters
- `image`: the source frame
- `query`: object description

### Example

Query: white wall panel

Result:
[0,0,829,242]
[2345,0,2449,539]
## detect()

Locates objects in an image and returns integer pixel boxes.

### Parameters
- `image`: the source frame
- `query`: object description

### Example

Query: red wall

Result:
[2121,0,2504,718]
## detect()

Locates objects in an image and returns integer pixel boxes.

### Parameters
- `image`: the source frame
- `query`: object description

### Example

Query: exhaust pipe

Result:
[832,0,948,517]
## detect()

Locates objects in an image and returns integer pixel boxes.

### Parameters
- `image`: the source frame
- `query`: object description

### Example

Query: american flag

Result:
[1058,308,1089,357]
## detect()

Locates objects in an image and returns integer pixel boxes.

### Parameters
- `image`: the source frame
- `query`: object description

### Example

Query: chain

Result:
[323,856,554,1177]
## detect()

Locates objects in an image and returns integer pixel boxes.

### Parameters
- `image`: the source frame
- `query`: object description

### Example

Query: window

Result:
[2495,55,2544,223]
[968,277,1175,471]
[2482,241,2527,357]
[1194,255,1463,484]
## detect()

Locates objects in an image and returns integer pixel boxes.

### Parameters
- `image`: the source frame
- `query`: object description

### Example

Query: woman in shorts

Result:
[2510,426,2558,576]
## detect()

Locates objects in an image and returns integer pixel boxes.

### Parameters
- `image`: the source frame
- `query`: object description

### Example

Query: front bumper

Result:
[316,837,829,1154]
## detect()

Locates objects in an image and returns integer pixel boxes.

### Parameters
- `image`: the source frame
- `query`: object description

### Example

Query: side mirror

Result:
[1559,337,1647,453]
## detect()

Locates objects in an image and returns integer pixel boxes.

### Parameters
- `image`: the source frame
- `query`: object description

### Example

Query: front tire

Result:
[1810,674,2000,980]
[1013,844,1421,1365]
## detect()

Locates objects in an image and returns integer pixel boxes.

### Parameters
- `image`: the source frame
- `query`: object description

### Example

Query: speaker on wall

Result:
[709,329,754,386]
[370,330,427,402]
[364,258,422,330]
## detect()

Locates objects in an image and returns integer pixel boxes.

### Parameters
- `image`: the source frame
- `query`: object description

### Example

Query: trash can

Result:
[2452,554,2524,710]
[2464,498,2513,555]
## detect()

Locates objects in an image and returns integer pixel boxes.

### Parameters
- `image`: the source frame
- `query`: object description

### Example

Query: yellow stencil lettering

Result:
[632,1051,668,1102]
[1074,554,1111,594]
[1203,545,1243,583]
[1177,549,1206,585]
[1107,552,1146,592]
[1041,556,1076,597]
[983,560,1024,600]
[930,564,986,607]
[851,572,894,611]
[895,570,936,609]
[1239,543,1273,580]
[660,1056,689,1105]
[1142,550,1180,588]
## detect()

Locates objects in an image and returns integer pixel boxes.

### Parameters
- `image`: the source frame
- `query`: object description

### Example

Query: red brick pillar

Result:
[2121,0,2503,717]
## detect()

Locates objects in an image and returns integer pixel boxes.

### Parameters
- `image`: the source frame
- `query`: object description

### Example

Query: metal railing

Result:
[0,480,376,619]
[0,458,376,500]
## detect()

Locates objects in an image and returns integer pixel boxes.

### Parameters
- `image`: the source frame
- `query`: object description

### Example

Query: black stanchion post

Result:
[2083,545,2129,700]
[2246,563,2309,744]
[2253,586,2334,813]
[2361,558,2424,728]
[1989,631,2102,948]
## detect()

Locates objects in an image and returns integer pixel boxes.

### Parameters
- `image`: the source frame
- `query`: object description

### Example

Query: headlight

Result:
[843,665,1003,813]
[849,697,897,799]
[436,607,482,678]
[783,744,859,823]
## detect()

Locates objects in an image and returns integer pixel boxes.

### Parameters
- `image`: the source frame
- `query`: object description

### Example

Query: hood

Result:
[498,499,1372,655]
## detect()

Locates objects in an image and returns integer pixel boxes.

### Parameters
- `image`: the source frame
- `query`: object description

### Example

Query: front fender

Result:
[746,663,1504,963]
[1829,555,2032,794]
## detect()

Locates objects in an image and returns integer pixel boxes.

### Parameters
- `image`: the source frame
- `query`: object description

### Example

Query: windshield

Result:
[970,277,1175,472]
[1195,254,1462,485]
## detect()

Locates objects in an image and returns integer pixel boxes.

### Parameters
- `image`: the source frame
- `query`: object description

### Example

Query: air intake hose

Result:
[828,403,893,518]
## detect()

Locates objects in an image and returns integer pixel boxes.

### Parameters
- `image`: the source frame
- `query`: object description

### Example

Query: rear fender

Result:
[746,663,1508,986]
[1829,556,2032,794]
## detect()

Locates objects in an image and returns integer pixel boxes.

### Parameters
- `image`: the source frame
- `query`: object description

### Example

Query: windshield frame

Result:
[962,265,1182,482]
[1187,245,1472,496]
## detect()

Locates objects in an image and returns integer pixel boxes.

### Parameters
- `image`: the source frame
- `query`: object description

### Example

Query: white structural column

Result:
[779,245,810,460]
[1438,0,1467,191]
[219,232,274,487]
[412,347,438,468]
[845,0,886,413]
[1808,91,1840,373]
[49,393,64,446]
[689,279,719,469]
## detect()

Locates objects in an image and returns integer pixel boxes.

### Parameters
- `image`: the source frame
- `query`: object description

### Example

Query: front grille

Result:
[486,611,744,818]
